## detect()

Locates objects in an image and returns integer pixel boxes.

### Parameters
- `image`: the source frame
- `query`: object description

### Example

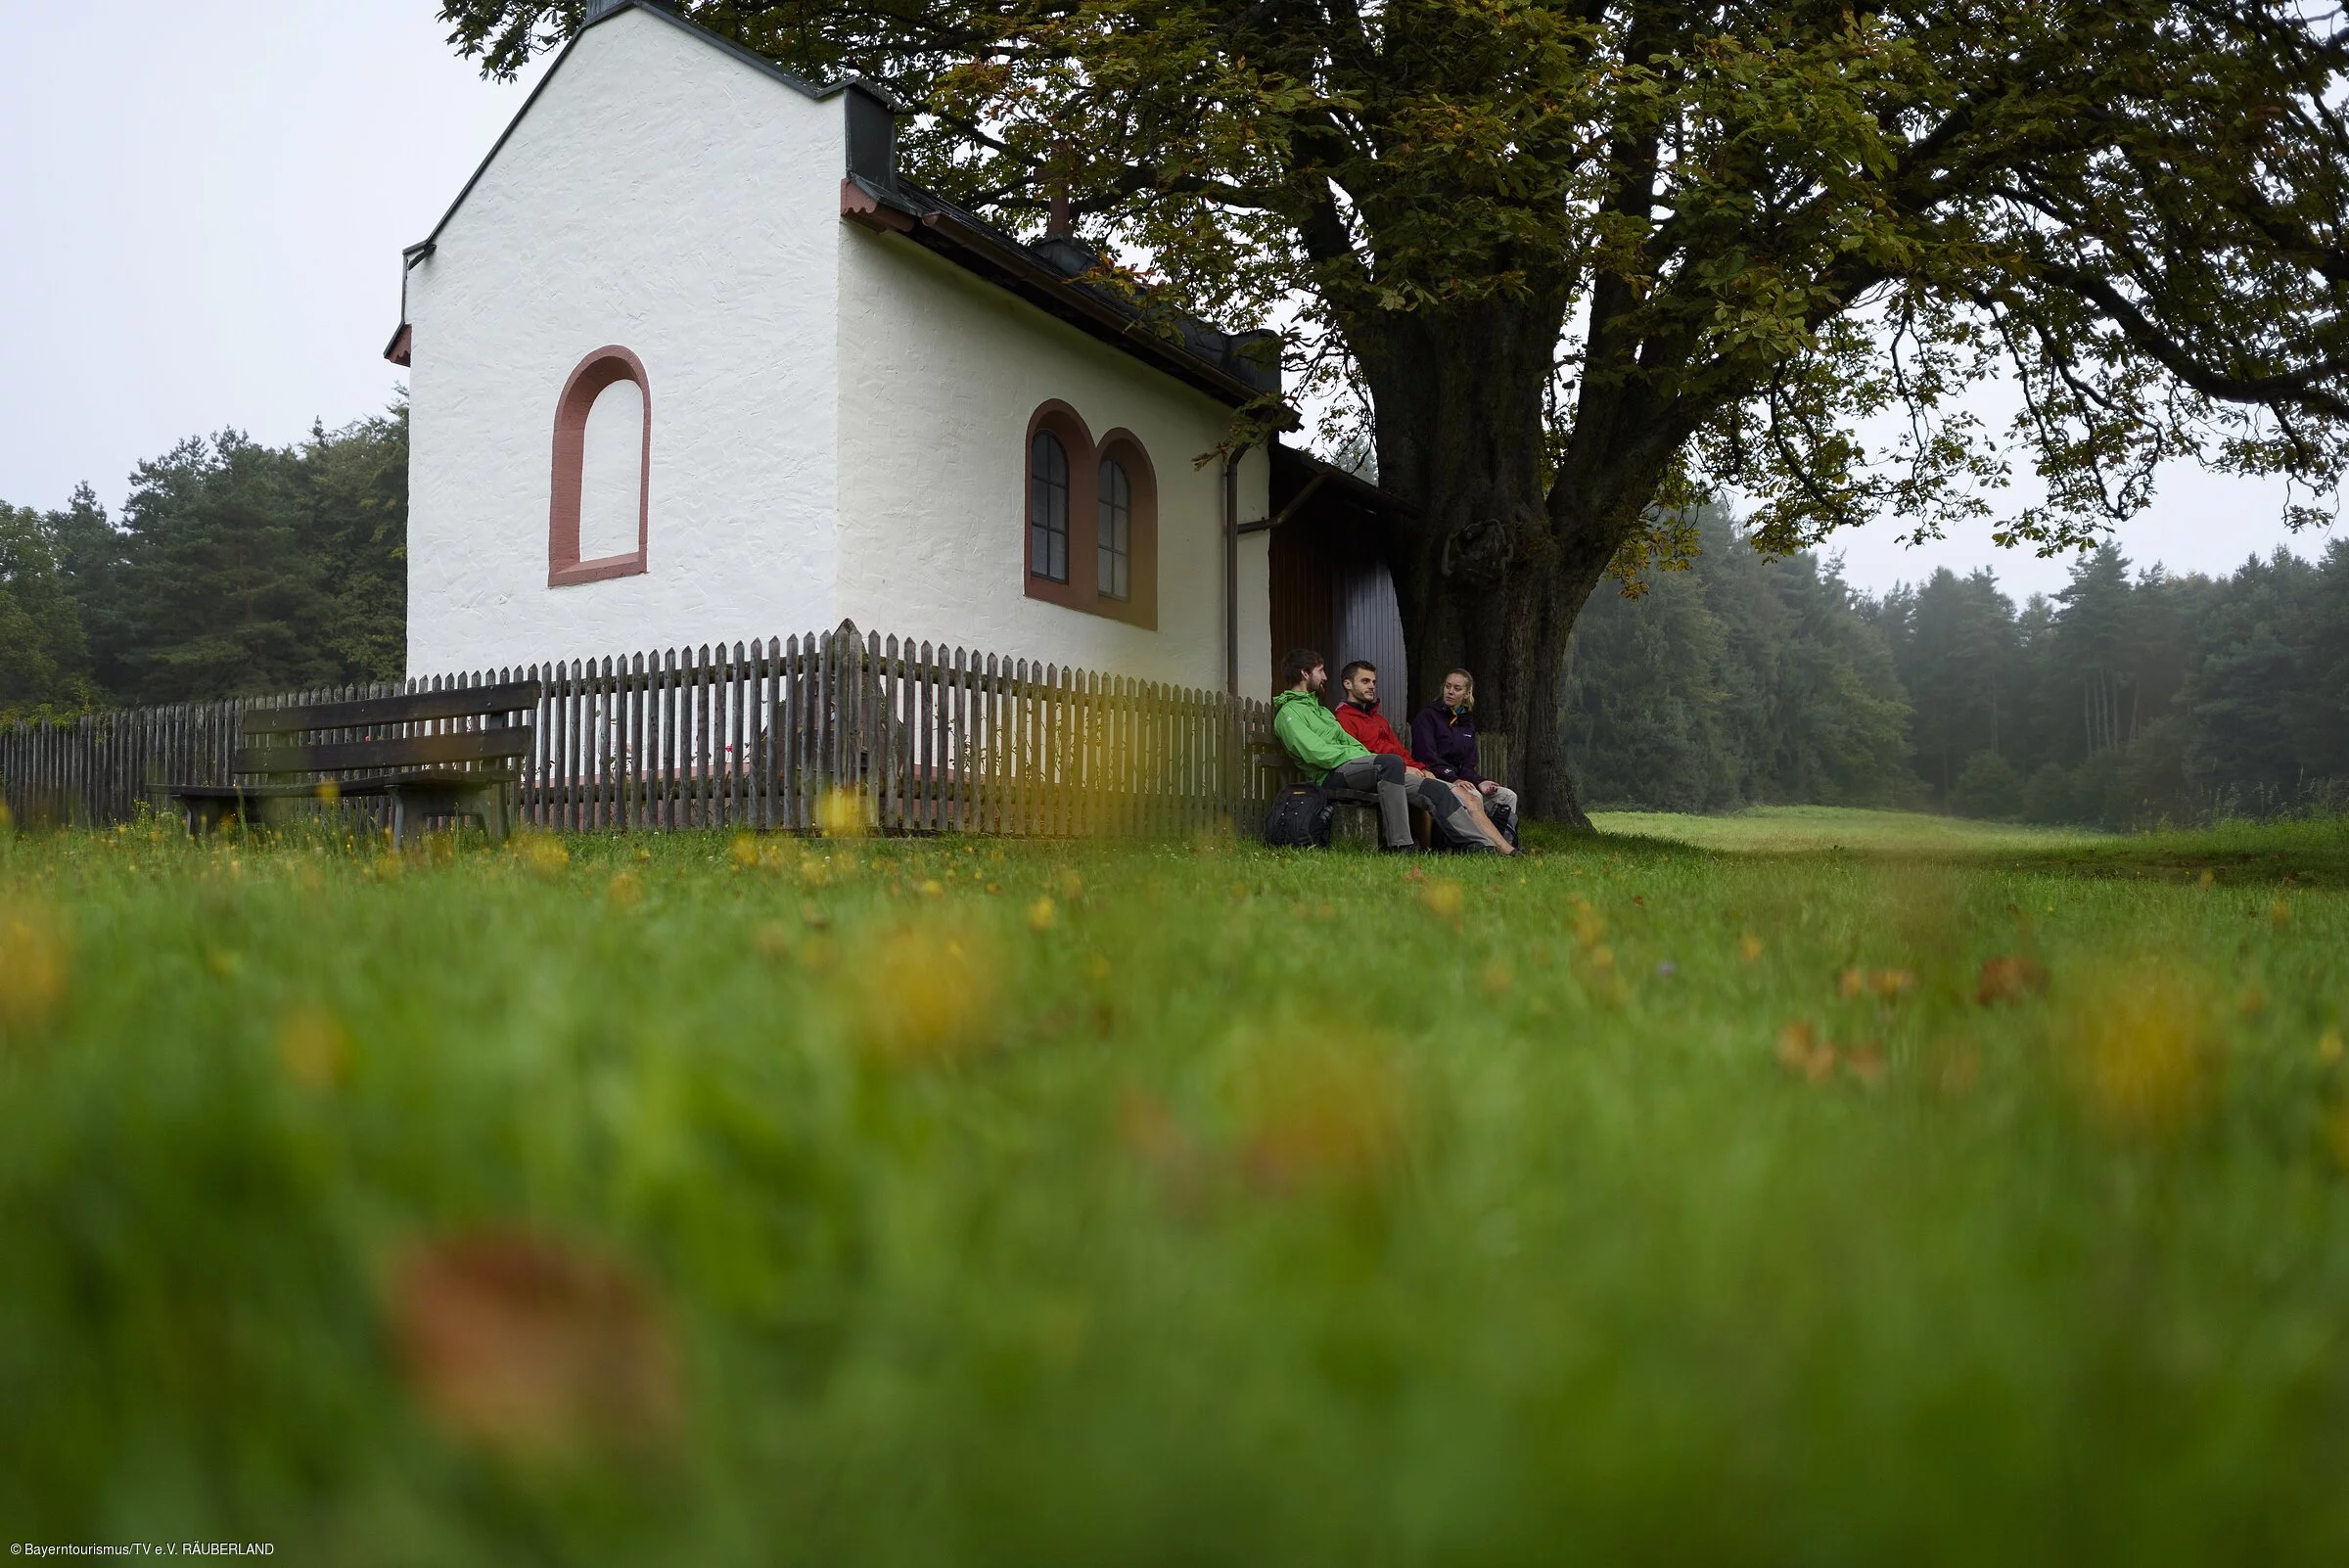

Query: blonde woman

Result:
[1409,669,1520,844]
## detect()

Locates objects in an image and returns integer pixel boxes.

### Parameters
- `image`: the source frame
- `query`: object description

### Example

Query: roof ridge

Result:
[405,0,893,259]
[398,0,1284,411]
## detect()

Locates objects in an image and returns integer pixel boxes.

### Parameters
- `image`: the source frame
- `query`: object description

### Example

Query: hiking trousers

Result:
[1325,753,1414,848]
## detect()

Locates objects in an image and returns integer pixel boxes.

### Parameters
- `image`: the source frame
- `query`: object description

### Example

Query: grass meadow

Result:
[3,807,2348,1564]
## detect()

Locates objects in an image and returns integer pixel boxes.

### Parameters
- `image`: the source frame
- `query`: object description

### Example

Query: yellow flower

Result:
[276,1004,351,1089]
[2065,967,2215,1139]
[853,922,1000,1067]
[515,834,570,875]
[0,903,68,1034]
[607,873,643,908]
[816,789,868,838]
[1870,968,1917,999]
[1027,896,1058,931]
[1232,1038,1407,1195]
[1420,879,1463,919]
[728,834,761,867]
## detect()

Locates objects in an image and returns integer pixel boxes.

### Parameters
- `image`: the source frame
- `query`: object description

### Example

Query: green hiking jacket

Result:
[1271,687,1370,784]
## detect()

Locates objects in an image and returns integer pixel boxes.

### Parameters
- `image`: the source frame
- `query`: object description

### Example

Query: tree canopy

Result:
[0,407,409,720]
[439,0,2349,823]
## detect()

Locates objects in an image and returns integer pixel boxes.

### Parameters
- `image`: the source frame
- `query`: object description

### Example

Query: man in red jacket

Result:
[1335,662,1511,852]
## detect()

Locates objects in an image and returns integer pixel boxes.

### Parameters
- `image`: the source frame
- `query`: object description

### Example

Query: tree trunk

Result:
[1358,297,1637,832]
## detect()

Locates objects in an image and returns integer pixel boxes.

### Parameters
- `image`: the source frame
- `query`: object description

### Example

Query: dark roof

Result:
[1270,443,1412,517]
[842,174,1281,407]
[1252,442,1414,535]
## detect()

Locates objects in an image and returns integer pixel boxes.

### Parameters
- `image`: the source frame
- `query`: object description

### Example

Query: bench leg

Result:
[180,798,231,838]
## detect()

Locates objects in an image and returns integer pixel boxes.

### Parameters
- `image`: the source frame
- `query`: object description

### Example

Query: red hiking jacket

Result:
[1335,699,1425,769]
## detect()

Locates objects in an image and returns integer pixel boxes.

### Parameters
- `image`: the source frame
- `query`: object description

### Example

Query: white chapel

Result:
[390,0,1410,700]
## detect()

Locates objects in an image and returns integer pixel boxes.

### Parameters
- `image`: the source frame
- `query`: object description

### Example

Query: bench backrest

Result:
[236,681,541,778]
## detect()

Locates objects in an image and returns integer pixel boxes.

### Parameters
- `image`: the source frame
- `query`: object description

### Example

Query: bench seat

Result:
[166,769,521,841]
[167,767,517,802]
[163,682,538,846]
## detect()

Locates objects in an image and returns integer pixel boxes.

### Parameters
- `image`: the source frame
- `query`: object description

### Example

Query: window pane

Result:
[1098,458,1130,602]
[1030,431,1070,582]
[578,378,644,561]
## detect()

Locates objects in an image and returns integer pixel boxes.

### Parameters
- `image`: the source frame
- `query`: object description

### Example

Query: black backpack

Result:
[1264,783,1335,848]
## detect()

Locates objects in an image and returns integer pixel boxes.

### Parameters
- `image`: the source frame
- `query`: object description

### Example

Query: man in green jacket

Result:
[1271,648,1493,852]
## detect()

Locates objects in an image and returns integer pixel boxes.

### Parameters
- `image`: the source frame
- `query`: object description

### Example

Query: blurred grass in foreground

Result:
[2,810,2347,1564]
[1590,803,2111,853]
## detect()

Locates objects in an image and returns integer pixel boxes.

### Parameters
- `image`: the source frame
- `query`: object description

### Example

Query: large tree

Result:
[444,0,2349,825]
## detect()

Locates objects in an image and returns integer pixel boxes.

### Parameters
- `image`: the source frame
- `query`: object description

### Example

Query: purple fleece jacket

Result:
[1410,703,1485,786]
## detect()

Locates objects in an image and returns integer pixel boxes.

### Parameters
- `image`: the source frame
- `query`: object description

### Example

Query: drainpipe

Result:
[1222,450,1242,695]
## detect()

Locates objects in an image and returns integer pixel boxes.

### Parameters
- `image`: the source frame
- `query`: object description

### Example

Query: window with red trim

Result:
[1021,403,1156,628]
[548,346,650,587]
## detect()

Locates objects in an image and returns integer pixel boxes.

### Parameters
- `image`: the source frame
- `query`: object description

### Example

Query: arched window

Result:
[1030,430,1071,583]
[548,346,650,587]
[1092,433,1157,629]
[1021,403,1156,628]
[1098,457,1131,602]
[578,379,644,562]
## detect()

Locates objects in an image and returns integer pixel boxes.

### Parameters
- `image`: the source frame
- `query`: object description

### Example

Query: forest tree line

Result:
[1566,510,2349,825]
[0,405,407,719]
[4,407,2344,825]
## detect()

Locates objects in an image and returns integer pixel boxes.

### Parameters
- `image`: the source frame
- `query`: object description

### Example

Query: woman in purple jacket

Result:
[1410,669,1519,844]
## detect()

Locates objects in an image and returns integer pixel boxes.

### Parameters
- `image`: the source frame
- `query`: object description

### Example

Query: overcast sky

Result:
[1,3,2332,602]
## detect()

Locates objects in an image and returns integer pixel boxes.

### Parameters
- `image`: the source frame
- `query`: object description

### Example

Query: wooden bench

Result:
[163,682,540,847]
[1254,729,1515,847]
[1248,740,1399,844]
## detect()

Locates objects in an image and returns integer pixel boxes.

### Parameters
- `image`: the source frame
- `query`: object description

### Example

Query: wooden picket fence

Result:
[0,622,1285,838]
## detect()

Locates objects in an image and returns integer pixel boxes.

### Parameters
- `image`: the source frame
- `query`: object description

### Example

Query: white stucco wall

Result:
[403,7,845,676]
[1234,530,1271,699]
[833,226,1271,695]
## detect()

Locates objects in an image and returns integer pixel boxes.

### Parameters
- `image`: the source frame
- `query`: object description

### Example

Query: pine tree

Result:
[0,503,93,719]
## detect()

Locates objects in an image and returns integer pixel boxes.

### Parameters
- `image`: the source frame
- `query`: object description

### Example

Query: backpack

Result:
[1264,783,1335,849]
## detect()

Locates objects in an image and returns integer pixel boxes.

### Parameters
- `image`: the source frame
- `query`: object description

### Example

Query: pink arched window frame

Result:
[548,346,651,587]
